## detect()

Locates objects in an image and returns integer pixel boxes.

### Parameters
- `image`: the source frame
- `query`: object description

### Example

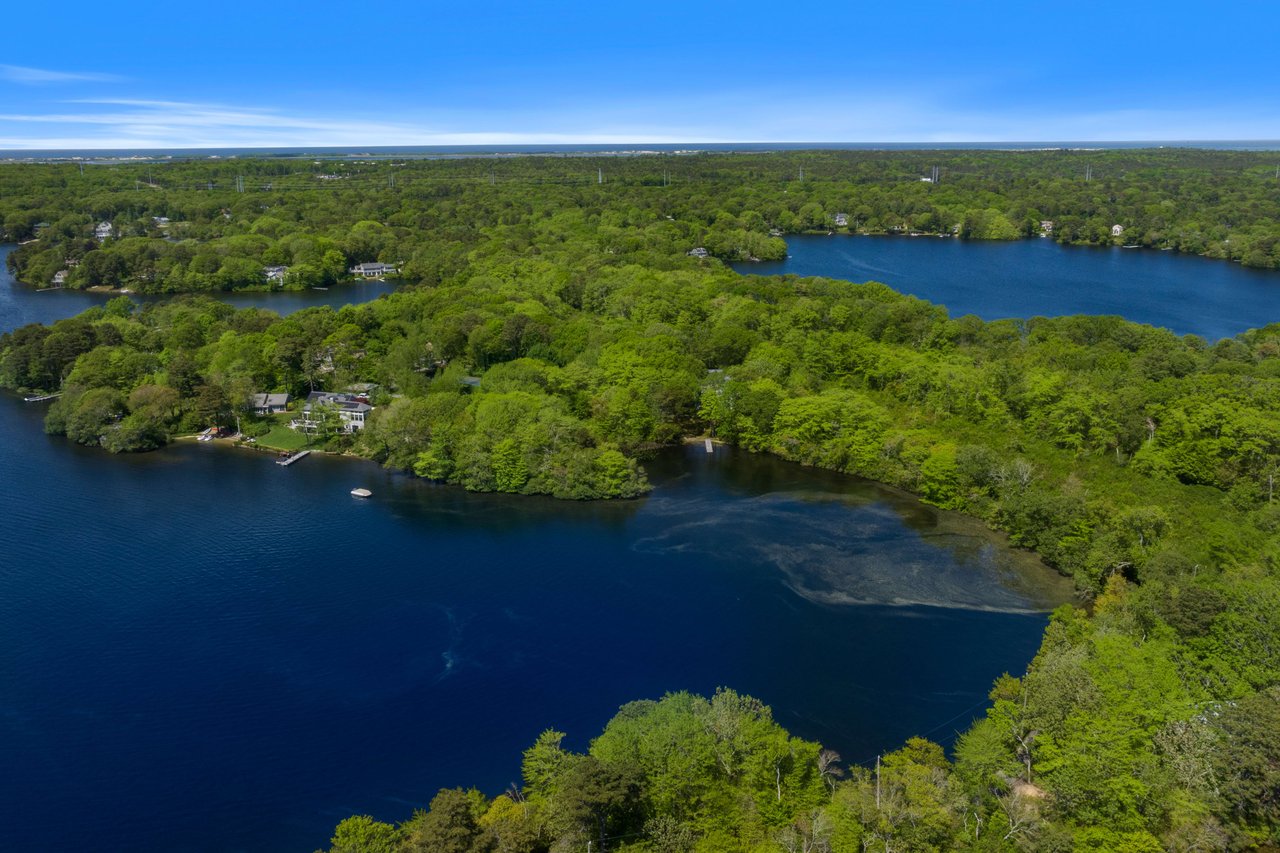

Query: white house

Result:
[1111,224,1125,237]
[834,213,849,227]
[94,221,115,242]
[51,270,68,287]
[349,262,397,278]
[296,391,372,433]
[687,247,710,258]
[263,265,289,283]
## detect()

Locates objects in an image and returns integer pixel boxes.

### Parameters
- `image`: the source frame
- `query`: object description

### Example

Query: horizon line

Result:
[3,138,1280,157]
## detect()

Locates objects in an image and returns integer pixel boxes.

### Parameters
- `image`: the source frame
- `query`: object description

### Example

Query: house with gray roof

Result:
[349,262,398,278]
[296,391,372,433]
[250,393,290,415]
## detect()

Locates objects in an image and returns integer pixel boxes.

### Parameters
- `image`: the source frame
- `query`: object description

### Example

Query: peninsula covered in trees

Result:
[2,149,1279,850]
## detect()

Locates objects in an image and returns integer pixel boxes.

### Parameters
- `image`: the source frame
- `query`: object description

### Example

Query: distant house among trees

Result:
[263,265,288,283]
[94,221,115,242]
[834,213,849,227]
[250,393,290,415]
[1111,224,1125,237]
[687,247,709,258]
[349,262,398,278]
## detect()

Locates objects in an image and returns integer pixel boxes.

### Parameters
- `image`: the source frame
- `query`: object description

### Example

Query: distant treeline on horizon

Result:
[4,139,1280,164]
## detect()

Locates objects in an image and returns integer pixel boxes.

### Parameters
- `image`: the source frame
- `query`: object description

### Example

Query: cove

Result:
[2,243,1072,852]
[0,245,398,329]
[0,393,1072,852]
[734,235,1280,340]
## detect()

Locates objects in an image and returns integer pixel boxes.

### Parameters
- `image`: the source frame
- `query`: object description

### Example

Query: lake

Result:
[0,248,398,329]
[0,399,1071,853]
[0,247,1079,852]
[734,235,1280,340]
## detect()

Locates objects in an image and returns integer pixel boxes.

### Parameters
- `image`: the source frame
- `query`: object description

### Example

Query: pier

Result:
[23,393,61,403]
[276,449,311,466]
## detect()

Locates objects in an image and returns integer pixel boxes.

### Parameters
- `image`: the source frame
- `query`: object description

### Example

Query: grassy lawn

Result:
[255,420,312,452]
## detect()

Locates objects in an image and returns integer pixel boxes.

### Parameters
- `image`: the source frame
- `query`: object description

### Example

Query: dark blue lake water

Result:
[0,401,1070,853]
[735,235,1280,340]
[0,272,397,329]
[0,246,1088,853]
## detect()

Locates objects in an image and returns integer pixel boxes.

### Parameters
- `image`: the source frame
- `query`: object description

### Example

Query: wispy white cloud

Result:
[0,97,729,149]
[0,92,1277,151]
[0,64,123,84]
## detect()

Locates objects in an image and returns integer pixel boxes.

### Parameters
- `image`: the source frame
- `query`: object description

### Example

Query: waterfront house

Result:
[263,265,289,283]
[51,270,68,287]
[834,213,849,227]
[297,391,372,433]
[1040,220,1055,233]
[1111,224,1125,237]
[687,247,709,258]
[349,262,397,278]
[250,393,290,415]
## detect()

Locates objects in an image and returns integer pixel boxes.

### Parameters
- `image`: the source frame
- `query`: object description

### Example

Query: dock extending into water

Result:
[276,450,311,466]
[23,393,61,403]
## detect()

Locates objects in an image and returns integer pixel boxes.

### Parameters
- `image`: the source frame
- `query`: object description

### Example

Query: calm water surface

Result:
[0,246,397,328]
[0,406,1071,853]
[0,244,1082,852]
[736,235,1280,340]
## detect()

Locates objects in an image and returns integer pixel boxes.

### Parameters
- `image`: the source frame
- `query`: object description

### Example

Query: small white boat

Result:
[350,488,372,498]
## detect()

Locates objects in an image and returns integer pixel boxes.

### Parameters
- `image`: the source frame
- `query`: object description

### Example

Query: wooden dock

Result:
[23,393,61,403]
[704,438,714,453]
[276,449,311,466]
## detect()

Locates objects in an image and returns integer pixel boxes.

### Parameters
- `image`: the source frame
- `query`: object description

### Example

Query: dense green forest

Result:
[2,149,1280,850]
[4,148,1280,294]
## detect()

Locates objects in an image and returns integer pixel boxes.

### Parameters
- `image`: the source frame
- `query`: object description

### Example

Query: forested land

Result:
[4,147,1280,293]
[1,149,1280,850]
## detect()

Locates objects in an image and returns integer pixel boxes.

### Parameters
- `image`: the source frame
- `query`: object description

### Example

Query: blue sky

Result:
[2,1,1278,149]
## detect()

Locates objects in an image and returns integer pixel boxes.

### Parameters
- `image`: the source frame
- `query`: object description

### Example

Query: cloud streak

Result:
[0,65,122,85]
[1,93,1278,151]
